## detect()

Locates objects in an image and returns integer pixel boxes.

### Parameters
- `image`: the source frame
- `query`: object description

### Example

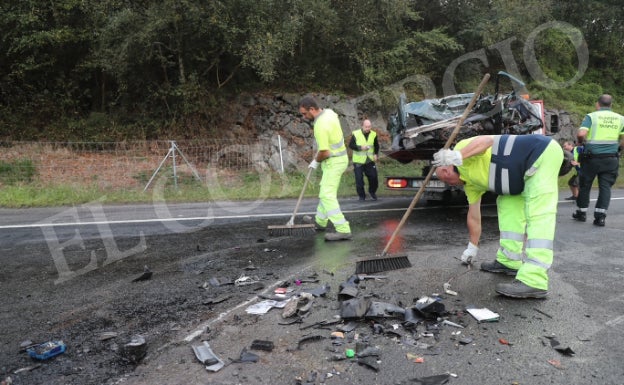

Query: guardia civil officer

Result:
[573,94,624,226]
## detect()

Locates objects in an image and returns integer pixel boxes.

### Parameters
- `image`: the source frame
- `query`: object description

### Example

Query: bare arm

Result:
[457,136,494,159]
[467,199,482,245]
[577,129,588,145]
[316,150,331,162]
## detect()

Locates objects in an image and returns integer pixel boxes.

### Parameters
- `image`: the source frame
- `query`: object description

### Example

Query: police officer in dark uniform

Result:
[573,94,624,227]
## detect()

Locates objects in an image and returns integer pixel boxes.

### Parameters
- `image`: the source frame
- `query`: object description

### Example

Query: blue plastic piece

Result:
[27,341,66,360]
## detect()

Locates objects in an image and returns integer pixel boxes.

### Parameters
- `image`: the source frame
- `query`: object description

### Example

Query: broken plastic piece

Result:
[547,337,575,356]
[443,282,458,296]
[357,356,379,372]
[236,348,259,363]
[27,341,66,360]
[121,335,147,364]
[192,341,224,372]
[296,335,325,350]
[365,302,405,319]
[441,320,464,328]
[466,307,500,322]
[340,298,370,319]
[250,340,274,352]
[409,373,450,385]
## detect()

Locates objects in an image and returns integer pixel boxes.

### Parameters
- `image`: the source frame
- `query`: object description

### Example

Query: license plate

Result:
[411,179,446,188]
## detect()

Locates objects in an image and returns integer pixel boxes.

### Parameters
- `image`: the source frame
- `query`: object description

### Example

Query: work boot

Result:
[593,214,606,227]
[370,193,377,201]
[564,196,576,201]
[572,210,586,222]
[495,280,548,299]
[324,232,352,241]
[480,260,518,276]
[302,215,326,231]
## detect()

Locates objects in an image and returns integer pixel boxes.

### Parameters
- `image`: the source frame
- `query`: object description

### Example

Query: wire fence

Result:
[0,139,317,192]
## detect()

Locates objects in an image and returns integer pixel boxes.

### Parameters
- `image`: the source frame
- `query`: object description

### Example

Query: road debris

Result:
[192,341,225,372]
[26,341,66,360]
[466,307,500,322]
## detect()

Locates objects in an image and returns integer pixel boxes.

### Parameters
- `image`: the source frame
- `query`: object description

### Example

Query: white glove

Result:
[309,160,319,169]
[461,242,478,265]
[432,149,463,167]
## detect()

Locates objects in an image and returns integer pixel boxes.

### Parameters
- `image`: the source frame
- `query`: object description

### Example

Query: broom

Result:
[268,166,316,236]
[355,73,491,274]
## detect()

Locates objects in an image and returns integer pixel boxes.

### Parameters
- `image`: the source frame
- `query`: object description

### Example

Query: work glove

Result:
[460,242,478,265]
[309,160,319,169]
[432,149,462,167]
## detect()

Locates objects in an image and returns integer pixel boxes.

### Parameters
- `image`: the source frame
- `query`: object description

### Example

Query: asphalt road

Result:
[1,190,624,385]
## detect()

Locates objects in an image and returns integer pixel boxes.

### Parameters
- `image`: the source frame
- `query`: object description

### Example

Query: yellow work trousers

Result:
[315,156,351,233]
[495,140,563,290]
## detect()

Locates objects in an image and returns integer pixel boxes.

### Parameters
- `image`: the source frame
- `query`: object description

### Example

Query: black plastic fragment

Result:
[409,373,450,384]
[547,337,575,356]
[250,340,274,352]
[357,356,379,372]
[296,335,326,350]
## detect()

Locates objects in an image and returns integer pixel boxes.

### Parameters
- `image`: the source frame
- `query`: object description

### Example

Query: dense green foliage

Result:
[1,0,623,140]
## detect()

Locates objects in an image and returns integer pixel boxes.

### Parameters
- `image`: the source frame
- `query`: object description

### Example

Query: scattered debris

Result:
[282,292,314,318]
[250,339,274,352]
[407,373,451,385]
[246,299,287,315]
[441,320,464,328]
[192,341,225,372]
[547,359,564,369]
[533,307,553,318]
[357,356,380,371]
[545,336,575,356]
[499,338,510,345]
[443,282,458,296]
[232,348,259,363]
[458,337,473,345]
[98,332,118,341]
[296,335,326,350]
[131,265,152,282]
[121,335,147,364]
[466,307,500,322]
[207,277,234,287]
[235,275,259,286]
[202,294,232,305]
[26,341,66,360]
[12,364,41,374]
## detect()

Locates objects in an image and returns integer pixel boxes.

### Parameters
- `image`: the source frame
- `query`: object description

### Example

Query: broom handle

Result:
[287,165,314,225]
[380,73,491,256]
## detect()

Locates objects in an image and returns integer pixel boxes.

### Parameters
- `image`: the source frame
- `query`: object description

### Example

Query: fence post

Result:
[278,135,284,173]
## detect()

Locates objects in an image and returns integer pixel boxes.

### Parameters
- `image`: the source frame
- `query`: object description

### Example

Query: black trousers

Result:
[577,155,619,216]
[354,162,378,199]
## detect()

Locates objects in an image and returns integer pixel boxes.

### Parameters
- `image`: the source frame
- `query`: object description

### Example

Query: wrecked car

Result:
[385,71,559,164]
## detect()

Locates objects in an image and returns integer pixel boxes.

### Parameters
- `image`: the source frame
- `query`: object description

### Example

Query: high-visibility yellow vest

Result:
[352,129,376,164]
[585,109,624,154]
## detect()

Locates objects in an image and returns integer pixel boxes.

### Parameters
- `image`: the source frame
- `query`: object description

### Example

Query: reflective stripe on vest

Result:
[330,137,347,157]
[488,135,551,195]
[352,129,376,163]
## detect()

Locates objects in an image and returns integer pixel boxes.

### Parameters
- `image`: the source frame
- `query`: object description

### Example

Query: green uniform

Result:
[576,108,624,218]
[313,109,350,233]
[456,135,563,290]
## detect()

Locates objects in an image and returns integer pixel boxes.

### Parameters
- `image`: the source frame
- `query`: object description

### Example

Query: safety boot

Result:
[572,210,586,222]
[495,280,548,299]
[324,232,352,241]
[593,213,606,227]
[480,260,518,276]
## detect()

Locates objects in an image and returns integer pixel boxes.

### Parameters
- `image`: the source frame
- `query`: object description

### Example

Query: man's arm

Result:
[466,199,482,246]
[316,150,331,162]
[348,134,358,151]
[457,136,494,159]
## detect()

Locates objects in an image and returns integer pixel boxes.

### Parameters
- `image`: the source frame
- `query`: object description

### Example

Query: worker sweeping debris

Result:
[298,95,352,242]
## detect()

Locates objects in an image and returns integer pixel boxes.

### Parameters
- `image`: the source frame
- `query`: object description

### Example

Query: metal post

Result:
[170,141,178,189]
[278,135,284,173]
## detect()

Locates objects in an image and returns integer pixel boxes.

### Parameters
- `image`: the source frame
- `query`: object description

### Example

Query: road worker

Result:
[434,134,563,298]
[299,95,352,241]
[348,119,379,201]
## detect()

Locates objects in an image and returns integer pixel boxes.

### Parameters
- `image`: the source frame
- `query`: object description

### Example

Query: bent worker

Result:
[348,119,379,201]
[573,94,624,227]
[434,134,563,298]
[299,95,352,241]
